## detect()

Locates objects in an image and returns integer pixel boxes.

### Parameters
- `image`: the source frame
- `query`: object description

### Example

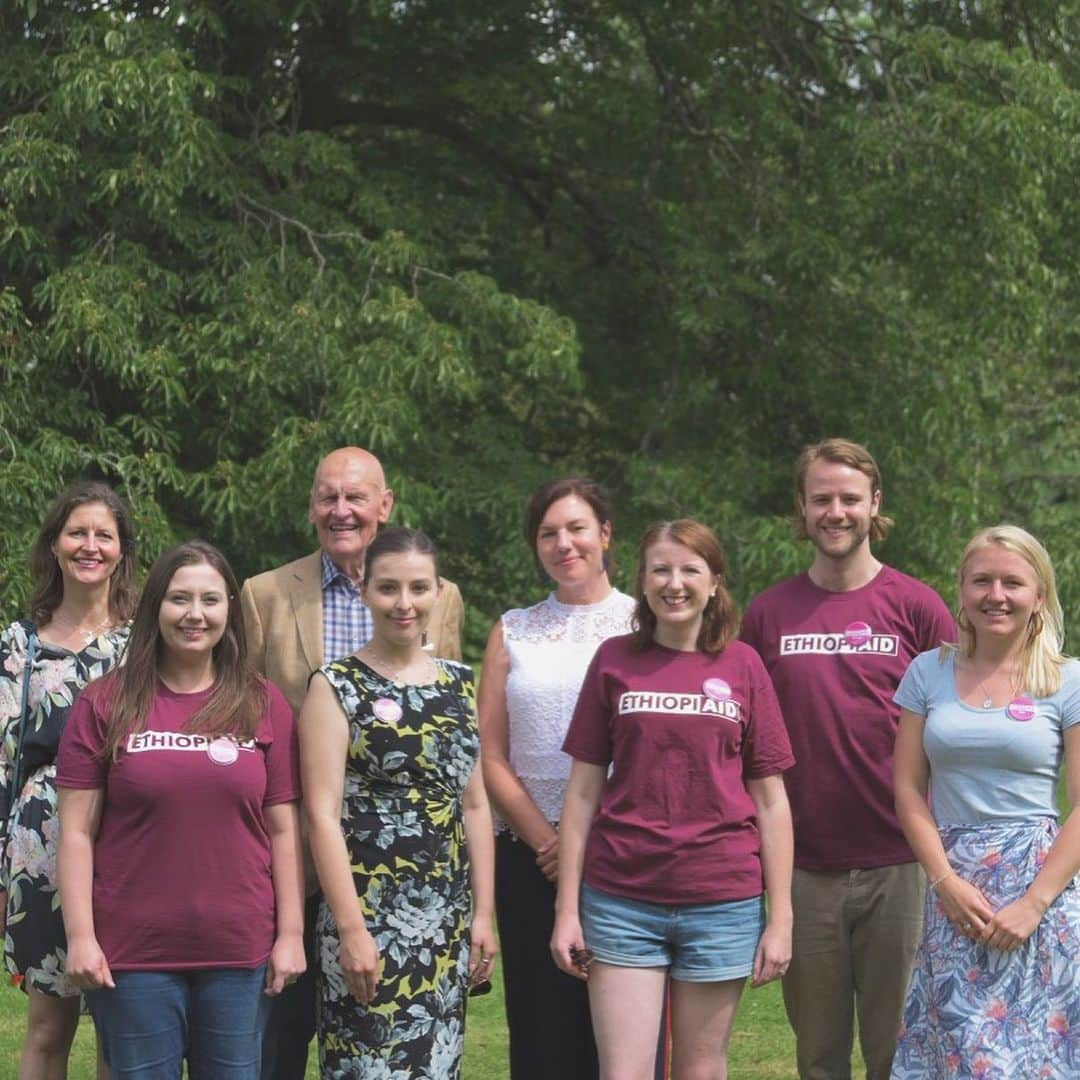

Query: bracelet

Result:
[929,868,955,891]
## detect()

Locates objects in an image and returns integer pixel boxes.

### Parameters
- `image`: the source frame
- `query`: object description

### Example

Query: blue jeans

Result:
[86,966,271,1078]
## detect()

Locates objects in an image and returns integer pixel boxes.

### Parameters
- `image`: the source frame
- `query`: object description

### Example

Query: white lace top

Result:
[501,589,636,827]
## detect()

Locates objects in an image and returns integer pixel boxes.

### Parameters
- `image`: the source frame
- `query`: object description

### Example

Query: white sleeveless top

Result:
[501,589,636,826]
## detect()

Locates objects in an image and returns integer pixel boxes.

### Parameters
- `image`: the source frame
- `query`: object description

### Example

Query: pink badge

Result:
[844,621,872,648]
[702,678,732,702]
[374,697,403,724]
[1006,696,1036,722]
[207,737,239,766]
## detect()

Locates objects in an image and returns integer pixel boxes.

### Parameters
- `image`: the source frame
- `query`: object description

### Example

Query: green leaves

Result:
[3,1,1079,648]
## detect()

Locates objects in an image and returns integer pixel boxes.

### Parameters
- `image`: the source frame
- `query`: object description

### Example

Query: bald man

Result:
[241,447,464,1079]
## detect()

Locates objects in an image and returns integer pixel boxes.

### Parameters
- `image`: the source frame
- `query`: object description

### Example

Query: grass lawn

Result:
[0,964,848,1078]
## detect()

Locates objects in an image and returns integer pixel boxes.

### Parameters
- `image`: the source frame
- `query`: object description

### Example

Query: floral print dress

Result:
[0,618,129,996]
[317,656,480,1079]
[892,818,1080,1078]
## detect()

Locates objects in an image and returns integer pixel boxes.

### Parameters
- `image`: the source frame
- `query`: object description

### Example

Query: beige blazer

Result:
[240,550,464,714]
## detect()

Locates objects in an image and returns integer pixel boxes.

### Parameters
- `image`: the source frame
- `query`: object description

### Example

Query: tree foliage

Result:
[2,1,1078,648]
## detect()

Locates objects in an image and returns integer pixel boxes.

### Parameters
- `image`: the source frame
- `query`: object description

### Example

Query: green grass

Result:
[0,966,834,1078]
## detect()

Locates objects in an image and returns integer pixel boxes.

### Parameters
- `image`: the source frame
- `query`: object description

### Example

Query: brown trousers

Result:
[783,862,925,1080]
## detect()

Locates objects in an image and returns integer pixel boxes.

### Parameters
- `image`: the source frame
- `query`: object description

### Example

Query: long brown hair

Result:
[29,481,138,626]
[97,540,266,761]
[632,520,739,655]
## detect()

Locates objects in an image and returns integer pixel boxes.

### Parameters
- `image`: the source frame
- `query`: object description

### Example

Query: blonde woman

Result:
[892,526,1080,1076]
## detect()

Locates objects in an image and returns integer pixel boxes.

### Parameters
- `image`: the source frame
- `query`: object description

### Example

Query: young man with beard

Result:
[740,438,953,1080]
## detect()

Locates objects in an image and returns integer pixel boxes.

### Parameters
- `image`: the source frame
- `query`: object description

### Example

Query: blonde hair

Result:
[949,524,1067,698]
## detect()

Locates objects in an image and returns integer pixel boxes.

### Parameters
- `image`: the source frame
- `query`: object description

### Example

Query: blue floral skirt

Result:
[892,818,1080,1079]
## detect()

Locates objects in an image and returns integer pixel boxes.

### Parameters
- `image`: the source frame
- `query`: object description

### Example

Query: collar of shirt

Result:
[321,551,360,592]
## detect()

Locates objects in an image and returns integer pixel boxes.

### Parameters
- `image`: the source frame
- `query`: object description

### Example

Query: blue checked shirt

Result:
[321,552,373,664]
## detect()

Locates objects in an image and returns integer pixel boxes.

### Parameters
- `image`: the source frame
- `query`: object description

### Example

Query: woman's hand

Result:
[979,894,1046,951]
[66,933,115,991]
[468,914,498,987]
[535,835,558,884]
[339,925,381,1005]
[265,930,307,996]
[750,917,792,987]
[935,873,996,940]
[550,911,590,980]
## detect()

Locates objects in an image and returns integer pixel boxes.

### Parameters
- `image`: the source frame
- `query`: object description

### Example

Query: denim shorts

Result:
[581,883,764,982]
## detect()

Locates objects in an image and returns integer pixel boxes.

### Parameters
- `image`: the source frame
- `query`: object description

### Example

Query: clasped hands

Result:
[936,873,1047,952]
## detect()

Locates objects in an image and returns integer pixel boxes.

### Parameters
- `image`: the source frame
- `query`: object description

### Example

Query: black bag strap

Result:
[11,629,40,804]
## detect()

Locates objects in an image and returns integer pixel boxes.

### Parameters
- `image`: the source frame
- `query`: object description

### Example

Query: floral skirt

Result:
[891,818,1080,1079]
[2,764,77,998]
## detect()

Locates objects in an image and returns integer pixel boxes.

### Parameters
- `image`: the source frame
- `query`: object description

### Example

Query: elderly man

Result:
[242,446,463,1079]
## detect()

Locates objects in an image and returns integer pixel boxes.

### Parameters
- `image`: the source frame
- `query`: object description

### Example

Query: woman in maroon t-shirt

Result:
[56,540,305,1079]
[552,519,795,1078]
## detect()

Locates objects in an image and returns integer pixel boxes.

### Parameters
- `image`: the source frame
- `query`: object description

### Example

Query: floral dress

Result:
[0,618,129,996]
[892,819,1080,1078]
[891,652,1080,1078]
[317,656,479,1080]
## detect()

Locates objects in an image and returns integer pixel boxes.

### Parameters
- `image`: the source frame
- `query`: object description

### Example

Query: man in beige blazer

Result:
[241,446,463,1079]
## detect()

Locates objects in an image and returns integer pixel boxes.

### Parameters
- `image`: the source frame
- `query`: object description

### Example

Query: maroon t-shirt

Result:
[56,679,300,970]
[740,566,954,872]
[562,636,794,905]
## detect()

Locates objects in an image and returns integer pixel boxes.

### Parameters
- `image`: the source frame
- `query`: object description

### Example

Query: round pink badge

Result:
[374,697,403,724]
[844,621,872,648]
[702,678,732,702]
[208,737,239,766]
[1006,696,1036,723]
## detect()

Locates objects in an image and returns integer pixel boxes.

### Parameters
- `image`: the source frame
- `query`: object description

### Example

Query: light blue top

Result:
[894,651,1080,826]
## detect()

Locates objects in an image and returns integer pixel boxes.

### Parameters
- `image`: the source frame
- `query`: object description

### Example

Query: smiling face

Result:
[641,538,718,646]
[157,562,230,662]
[799,459,881,563]
[361,549,442,649]
[534,495,612,591]
[960,544,1043,648]
[309,449,394,572]
[52,502,122,592]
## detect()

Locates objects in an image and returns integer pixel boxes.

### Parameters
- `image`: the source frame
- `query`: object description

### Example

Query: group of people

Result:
[0,437,1077,1080]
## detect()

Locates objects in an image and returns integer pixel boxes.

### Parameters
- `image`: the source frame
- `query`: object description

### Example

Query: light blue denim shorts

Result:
[580,882,764,982]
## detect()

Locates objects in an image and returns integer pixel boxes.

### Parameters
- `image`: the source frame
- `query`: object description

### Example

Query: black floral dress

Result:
[316,656,479,1080]
[0,618,129,996]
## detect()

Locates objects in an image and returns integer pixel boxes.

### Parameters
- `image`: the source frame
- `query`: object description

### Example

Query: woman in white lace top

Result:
[479,478,634,1080]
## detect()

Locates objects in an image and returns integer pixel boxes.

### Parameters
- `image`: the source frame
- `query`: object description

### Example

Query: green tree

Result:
[0,2,583,639]
[3,1,1078,645]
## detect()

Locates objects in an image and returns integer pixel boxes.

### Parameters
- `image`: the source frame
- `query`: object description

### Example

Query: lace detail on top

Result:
[501,590,635,826]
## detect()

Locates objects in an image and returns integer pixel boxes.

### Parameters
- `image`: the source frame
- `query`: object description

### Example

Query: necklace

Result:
[970,664,1017,710]
[45,611,112,645]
